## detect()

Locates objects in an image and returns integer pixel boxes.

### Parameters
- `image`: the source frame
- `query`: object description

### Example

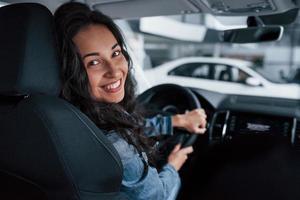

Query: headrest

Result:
[0,3,60,96]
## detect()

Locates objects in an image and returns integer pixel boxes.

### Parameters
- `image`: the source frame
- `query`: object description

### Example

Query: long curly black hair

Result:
[54,2,156,165]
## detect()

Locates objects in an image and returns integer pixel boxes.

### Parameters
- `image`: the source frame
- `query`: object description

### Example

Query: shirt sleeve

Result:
[144,115,173,137]
[106,132,180,200]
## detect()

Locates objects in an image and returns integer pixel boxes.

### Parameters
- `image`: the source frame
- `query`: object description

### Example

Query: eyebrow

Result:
[82,43,120,60]
[112,43,119,49]
[82,52,99,60]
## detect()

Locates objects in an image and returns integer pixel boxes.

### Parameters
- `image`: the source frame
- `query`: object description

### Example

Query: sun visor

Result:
[140,16,207,42]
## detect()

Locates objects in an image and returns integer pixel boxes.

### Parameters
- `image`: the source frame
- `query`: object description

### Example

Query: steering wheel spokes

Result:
[138,84,202,148]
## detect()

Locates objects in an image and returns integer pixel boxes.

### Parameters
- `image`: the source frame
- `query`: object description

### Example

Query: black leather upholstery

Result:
[0,3,125,199]
[0,3,60,96]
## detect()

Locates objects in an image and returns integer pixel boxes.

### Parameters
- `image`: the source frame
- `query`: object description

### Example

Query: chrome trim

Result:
[221,111,230,142]
[277,26,284,41]
[291,117,297,146]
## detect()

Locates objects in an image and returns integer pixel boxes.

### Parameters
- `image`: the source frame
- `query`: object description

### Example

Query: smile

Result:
[102,79,122,93]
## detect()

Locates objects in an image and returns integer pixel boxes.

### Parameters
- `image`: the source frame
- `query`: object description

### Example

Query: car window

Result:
[168,63,212,79]
[213,64,252,84]
[236,69,252,84]
[116,12,299,99]
[214,64,232,81]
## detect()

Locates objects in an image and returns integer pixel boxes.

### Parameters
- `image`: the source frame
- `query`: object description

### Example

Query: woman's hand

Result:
[168,144,193,171]
[171,108,207,134]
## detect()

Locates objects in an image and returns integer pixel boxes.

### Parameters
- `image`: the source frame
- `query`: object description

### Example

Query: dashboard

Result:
[138,84,300,199]
[209,110,300,148]
[191,87,300,149]
[178,87,300,200]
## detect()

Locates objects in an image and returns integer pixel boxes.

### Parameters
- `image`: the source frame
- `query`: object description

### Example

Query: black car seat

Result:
[0,3,125,200]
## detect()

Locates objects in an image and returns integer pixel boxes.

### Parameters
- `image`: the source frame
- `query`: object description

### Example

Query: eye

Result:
[112,50,121,57]
[87,59,100,67]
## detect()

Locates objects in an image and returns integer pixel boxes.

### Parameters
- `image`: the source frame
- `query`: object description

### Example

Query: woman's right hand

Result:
[167,144,193,171]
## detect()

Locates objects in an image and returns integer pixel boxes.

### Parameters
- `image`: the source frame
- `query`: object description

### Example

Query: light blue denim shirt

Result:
[106,115,181,200]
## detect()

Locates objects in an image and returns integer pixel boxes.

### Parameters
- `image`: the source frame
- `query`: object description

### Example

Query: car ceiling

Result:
[2,0,300,19]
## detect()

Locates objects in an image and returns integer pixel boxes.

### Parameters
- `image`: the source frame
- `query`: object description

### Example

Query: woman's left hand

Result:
[171,108,207,134]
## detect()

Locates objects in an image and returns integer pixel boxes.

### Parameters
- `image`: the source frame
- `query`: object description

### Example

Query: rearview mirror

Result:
[219,26,283,43]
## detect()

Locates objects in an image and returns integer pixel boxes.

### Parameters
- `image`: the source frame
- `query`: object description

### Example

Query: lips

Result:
[101,79,122,93]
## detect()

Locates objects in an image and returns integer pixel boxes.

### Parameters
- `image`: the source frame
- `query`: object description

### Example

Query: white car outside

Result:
[145,57,300,100]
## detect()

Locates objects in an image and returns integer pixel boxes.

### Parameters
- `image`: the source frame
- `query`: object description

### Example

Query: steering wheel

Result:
[138,83,202,148]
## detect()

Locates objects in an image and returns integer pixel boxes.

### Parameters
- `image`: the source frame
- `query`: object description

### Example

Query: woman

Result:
[54,2,207,199]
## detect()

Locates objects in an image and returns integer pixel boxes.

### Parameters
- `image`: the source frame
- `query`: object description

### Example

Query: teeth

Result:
[105,80,121,90]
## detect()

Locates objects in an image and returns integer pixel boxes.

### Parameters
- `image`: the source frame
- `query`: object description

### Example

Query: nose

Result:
[103,60,121,78]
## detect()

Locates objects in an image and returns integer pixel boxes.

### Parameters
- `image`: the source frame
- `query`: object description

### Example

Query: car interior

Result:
[1,0,300,200]
[0,3,126,200]
[218,69,233,81]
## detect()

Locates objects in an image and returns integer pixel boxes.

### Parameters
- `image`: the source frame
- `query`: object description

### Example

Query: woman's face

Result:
[73,24,128,103]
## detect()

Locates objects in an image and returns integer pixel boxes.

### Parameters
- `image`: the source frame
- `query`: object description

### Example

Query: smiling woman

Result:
[54,2,207,200]
[73,24,128,103]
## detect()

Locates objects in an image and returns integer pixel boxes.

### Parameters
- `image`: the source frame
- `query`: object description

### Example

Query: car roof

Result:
[2,0,300,19]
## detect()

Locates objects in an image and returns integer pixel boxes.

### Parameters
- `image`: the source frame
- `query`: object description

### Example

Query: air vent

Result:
[291,118,300,149]
[209,111,230,144]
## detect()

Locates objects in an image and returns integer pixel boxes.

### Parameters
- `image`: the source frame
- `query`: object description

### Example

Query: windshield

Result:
[115,13,300,94]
